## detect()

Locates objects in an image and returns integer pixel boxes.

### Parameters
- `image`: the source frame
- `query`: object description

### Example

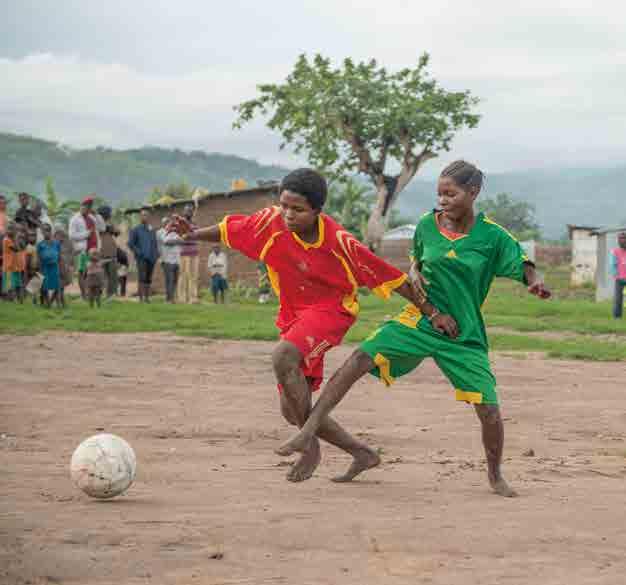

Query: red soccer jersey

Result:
[219,207,407,329]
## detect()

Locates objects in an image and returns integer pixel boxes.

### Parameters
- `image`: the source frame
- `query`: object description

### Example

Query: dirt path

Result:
[1,333,625,585]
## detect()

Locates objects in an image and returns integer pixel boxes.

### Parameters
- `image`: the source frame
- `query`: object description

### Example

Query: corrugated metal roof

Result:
[123,183,278,214]
[382,224,416,240]
[591,225,626,235]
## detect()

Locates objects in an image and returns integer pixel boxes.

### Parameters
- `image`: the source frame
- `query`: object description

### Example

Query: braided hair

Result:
[440,160,484,192]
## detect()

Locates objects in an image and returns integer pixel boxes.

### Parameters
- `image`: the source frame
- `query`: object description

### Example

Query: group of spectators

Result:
[1,193,234,307]
[128,203,229,304]
[0,193,128,307]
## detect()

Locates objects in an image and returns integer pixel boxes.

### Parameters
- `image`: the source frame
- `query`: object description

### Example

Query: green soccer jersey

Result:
[412,211,530,350]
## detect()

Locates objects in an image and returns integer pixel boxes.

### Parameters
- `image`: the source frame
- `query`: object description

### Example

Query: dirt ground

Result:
[1,333,625,585]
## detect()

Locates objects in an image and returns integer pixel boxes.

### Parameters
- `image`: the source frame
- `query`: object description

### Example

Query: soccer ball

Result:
[70,433,137,499]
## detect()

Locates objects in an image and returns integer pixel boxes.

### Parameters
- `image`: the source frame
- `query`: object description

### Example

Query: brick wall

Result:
[137,187,278,293]
[379,239,412,273]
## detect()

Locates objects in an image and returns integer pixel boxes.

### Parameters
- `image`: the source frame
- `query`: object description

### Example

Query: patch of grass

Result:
[484,280,626,336]
[489,333,626,361]
[2,267,625,363]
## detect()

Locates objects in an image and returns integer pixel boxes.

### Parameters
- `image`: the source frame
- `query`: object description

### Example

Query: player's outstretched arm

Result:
[524,263,551,299]
[186,225,221,243]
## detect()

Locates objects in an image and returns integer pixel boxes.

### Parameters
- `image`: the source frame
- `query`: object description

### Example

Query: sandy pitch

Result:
[1,333,625,585]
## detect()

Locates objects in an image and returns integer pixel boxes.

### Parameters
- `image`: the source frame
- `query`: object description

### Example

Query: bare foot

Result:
[276,430,313,457]
[489,475,518,497]
[332,448,381,483]
[286,438,321,482]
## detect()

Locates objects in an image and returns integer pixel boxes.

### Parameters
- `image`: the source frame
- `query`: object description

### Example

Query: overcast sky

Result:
[1,0,625,174]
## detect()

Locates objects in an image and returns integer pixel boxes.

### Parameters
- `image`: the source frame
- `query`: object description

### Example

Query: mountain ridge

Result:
[1,132,624,239]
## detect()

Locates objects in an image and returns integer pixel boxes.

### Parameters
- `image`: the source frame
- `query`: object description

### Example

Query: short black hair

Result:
[279,168,327,210]
[440,160,484,192]
[98,205,112,220]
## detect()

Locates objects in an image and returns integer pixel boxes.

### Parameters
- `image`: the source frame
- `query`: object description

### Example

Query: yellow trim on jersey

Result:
[455,389,483,404]
[292,215,325,250]
[331,250,360,316]
[267,264,281,298]
[259,231,284,261]
[218,217,230,248]
[393,304,423,329]
[374,353,394,386]
[372,273,408,300]
[482,216,519,241]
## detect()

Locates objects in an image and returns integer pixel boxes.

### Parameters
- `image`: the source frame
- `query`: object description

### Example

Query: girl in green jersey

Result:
[276,160,551,496]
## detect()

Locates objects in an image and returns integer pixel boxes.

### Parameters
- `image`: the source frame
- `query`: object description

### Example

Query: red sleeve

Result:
[219,207,281,261]
[336,231,407,299]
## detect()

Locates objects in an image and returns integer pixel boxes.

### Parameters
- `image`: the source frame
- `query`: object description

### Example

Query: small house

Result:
[567,225,599,286]
[125,184,279,293]
[379,224,416,273]
[592,226,626,302]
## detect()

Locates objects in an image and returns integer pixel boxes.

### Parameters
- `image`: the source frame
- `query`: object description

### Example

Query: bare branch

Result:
[374,142,388,175]
[341,121,377,181]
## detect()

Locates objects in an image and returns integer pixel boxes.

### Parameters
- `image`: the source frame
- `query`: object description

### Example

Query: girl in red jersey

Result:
[188,168,423,482]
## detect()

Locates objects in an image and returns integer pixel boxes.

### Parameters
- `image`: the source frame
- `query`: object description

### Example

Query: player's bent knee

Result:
[272,341,301,377]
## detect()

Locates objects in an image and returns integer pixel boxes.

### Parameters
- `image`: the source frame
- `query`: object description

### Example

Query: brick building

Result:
[378,224,414,273]
[124,184,278,293]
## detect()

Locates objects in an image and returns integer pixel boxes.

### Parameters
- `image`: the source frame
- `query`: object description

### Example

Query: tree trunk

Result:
[365,182,390,252]
[364,151,436,252]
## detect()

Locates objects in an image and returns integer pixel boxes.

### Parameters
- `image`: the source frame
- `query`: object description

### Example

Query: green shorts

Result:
[77,251,89,273]
[360,307,498,405]
[2,271,23,292]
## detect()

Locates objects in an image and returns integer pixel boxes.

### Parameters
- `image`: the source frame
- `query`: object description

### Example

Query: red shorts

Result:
[278,309,354,392]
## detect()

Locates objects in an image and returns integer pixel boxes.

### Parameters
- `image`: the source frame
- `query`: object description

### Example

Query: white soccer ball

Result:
[70,433,137,499]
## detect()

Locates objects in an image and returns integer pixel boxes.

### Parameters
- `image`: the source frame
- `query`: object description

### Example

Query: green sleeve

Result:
[495,231,529,283]
[411,223,424,265]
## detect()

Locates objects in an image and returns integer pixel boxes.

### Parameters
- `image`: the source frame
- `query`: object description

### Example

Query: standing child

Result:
[207,245,228,303]
[186,168,423,482]
[2,223,26,302]
[36,224,63,308]
[276,160,551,495]
[86,249,105,308]
[116,247,129,297]
[55,227,73,307]
[24,231,39,304]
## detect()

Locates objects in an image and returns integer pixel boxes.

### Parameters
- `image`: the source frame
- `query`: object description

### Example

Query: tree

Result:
[234,53,480,250]
[146,181,193,205]
[477,192,540,240]
[43,177,80,227]
[325,178,375,241]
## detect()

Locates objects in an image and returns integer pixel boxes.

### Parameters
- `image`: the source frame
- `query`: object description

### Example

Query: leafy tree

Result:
[325,178,375,241]
[234,53,479,250]
[477,192,540,240]
[43,177,80,227]
[146,181,193,205]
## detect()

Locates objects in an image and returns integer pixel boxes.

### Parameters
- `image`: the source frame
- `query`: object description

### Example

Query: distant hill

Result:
[0,132,288,204]
[1,132,624,239]
[395,166,626,239]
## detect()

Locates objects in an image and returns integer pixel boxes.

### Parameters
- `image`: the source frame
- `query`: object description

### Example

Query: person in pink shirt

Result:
[0,194,7,235]
[610,231,626,319]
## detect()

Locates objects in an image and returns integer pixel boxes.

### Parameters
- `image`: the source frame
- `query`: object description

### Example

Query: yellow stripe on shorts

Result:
[455,389,483,404]
[374,353,394,387]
